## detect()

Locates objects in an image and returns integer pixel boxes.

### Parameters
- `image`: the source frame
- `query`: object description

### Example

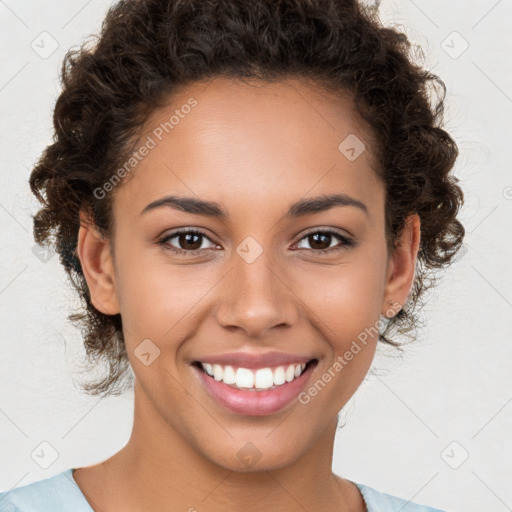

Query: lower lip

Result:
[192,362,317,416]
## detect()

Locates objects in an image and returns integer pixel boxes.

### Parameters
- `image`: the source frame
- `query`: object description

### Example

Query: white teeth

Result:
[222,365,236,384]
[213,364,223,381]
[236,367,254,388]
[273,366,286,385]
[254,368,274,389]
[199,361,310,390]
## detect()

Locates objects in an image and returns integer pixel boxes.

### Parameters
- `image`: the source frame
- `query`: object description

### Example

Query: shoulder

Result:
[0,469,91,512]
[353,481,447,512]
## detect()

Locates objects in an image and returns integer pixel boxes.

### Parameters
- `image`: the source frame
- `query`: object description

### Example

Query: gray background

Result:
[1,1,511,510]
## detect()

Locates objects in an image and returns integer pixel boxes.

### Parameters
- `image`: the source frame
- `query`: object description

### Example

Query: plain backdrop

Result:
[1,1,511,510]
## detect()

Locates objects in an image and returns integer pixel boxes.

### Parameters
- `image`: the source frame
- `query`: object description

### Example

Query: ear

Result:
[381,213,421,317]
[76,210,120,315]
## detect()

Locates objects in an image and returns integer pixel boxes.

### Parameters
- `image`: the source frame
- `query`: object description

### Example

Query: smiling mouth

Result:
[192,359,318,391]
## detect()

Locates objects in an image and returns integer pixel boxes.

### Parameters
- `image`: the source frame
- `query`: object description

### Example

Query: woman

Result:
[0,0,464,510]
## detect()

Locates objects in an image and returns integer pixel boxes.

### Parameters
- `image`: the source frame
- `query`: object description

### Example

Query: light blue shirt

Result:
[0,468,447,511]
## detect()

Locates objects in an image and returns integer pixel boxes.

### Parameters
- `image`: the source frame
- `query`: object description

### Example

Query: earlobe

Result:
[76,211,120,316]
[381,213,421,317]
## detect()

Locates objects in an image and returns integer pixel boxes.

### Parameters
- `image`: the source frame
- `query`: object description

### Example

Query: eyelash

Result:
[157,227,354,256]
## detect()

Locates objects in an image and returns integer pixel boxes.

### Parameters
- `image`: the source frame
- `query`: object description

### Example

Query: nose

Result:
[215,249,299,338]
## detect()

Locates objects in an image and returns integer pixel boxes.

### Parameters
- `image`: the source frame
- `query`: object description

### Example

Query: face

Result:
[79,76,418,473]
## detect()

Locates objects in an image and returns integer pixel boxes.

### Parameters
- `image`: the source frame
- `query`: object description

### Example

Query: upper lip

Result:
[193,351,316,369]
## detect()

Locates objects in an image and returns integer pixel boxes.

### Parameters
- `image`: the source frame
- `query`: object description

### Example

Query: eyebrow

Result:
[140,193,369,219]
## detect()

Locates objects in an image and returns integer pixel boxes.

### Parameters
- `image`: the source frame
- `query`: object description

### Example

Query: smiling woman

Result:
[0,0,464,511]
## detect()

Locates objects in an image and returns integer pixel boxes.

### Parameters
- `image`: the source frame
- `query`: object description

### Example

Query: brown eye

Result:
[158,229,217,254]
[307,232,332,251]
[294,230,353,254]
[176,232,203,251]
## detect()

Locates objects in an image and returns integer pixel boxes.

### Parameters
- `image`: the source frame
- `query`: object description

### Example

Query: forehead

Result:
[113,76,383,223]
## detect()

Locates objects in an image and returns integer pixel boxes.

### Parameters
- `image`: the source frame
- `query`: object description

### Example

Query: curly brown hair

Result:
[29,0,465,397]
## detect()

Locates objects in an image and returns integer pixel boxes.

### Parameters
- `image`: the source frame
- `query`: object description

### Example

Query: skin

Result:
[74,76,421,512]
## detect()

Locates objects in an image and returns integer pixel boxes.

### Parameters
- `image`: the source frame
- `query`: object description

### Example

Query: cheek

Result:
[112,241,171,336]
[295,256,388,412]
[114,246,218,341]
[307,251,388,339]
